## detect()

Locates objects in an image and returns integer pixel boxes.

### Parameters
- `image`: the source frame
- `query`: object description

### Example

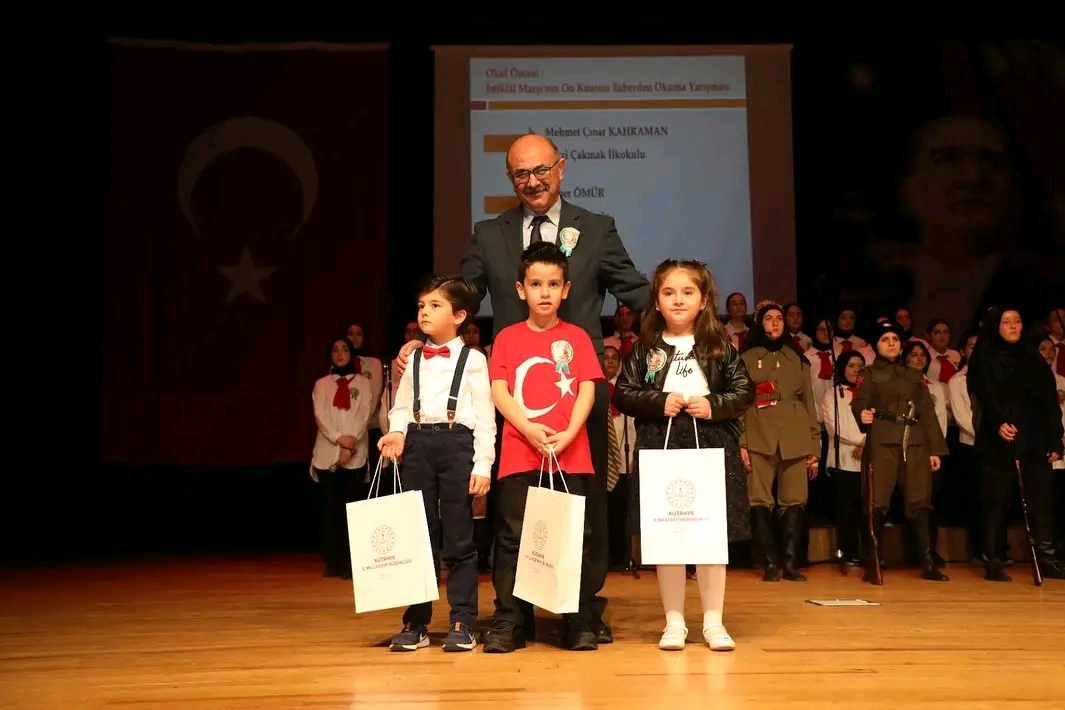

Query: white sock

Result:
[657,564,687,628]
[696,564,726,629]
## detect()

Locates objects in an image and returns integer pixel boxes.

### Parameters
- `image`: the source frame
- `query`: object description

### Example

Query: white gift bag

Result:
[513,449,586,615]
[639,415,729,565]
[346,457,439,614]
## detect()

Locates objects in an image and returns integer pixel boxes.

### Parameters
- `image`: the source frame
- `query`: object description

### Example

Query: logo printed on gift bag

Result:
[371,524,396,555]
[666,478,697,509]
[532,520,549,551]
[655,478,709,523]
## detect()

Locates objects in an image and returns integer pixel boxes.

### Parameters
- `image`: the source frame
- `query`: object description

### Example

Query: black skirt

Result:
[626,415,751,542]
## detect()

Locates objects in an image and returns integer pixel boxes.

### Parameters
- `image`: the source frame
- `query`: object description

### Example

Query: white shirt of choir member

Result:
[725,321,748,351]
[834,335,868,351]
[803,344,847,425]
[922,377,949,439]
[609,374,638,470]
[662,335,710,398]
[789,330,813,352]
[947,366,975,446]
[358,355,385,429]
[522,199,562,247]
[820,385,865,472]
[312,373,374,471]
[910,339,963,384]
[387,337,497,478]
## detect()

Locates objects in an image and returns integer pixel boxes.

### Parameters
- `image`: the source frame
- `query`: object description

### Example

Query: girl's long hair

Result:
[639,259,729,359]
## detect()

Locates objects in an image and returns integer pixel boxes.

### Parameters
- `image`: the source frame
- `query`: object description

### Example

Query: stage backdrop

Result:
[101,40,389,466]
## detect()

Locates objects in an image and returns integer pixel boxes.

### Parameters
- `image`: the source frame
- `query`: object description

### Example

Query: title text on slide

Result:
[484,80,731,96]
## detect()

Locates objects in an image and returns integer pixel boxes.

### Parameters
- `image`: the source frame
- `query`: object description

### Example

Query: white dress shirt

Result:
[609,375,637,471]
[947,367,975,446]
[924,378,949,439]
[820,386,865,472]
[312,374,374,470]
[522,198,563,248]
[388,336,497,478]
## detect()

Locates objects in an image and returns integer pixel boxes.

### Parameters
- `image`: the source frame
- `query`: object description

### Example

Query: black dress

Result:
[612,335,755,543]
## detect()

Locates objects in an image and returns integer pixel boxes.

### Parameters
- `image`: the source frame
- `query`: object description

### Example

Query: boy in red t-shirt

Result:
[483,242,604,654]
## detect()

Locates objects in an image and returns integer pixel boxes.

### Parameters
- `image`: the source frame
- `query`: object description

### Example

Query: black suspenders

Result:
[411,345,471,428]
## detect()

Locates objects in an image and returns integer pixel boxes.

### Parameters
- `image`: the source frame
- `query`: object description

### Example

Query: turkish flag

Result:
[100,41,389,466]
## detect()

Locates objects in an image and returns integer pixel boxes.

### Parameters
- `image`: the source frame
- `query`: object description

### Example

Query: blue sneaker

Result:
[389,623,429,652]
[442,622,476,652]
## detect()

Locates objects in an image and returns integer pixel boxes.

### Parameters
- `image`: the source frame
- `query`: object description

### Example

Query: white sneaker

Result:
[658,624,688,650]
[703,625,735,651]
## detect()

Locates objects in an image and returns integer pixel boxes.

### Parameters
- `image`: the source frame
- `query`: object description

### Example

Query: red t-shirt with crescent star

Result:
[489,319,603,479]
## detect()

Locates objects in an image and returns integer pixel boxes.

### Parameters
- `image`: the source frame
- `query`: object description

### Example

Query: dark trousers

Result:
[607,475,630,569]
[400,425,478,628]
[830,468,862,560]
[492,471,597,628]
[583,380,611,620]
[980,446,1055,544]
[319,465,365,575]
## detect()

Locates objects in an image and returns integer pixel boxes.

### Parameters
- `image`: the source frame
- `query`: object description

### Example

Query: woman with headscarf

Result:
[311,336,375,578]
[821,350,868,566]
[967,306,1065,581]
[739,301,821,582]
[852,321,950,582]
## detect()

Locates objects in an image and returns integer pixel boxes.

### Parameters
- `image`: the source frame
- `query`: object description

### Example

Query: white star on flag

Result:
[216,247,278,305]
[555,372,575,398]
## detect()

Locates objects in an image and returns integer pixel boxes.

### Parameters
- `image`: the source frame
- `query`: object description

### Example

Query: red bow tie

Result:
[423,345,450,360]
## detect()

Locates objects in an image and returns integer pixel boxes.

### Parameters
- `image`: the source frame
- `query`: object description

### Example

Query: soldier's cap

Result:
[873,319,905,344]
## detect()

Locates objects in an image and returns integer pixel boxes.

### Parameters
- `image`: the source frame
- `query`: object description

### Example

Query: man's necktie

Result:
[529,214,549,244]
[423,345,451,360]
[606,409,623,493]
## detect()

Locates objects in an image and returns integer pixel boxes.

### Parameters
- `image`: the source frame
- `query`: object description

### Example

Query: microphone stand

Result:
[825,321,848,575]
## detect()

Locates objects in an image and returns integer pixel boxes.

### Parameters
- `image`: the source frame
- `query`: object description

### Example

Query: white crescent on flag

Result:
[514,356,558,419]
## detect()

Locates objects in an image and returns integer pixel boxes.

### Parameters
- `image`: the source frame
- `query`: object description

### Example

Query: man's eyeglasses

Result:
[507,158,561,183]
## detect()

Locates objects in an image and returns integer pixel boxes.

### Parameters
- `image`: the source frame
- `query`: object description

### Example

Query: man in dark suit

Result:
[397,134,649,644]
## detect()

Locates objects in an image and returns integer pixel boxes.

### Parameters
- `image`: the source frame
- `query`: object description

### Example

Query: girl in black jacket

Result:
[613,258,755,651]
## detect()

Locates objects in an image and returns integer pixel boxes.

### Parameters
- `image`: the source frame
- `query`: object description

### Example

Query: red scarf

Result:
[935,354,957,382]
[1055,342,1064,377]
[333,376,355,410]
[816,351,833,380]
[618,334,637,358]
[839,339,853,352]
[845,385,856,395]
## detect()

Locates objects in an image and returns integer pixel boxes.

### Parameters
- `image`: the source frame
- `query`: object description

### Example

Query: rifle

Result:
[1014,456,1043,586]
[862,420,884,586]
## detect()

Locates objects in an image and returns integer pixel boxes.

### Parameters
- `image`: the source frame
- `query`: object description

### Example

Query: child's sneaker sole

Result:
[442,638,477,652]
[389,636,430,652]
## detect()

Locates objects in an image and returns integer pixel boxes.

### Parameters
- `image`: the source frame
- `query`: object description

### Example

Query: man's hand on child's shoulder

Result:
[394,339,424,376]
[378,432,406,462]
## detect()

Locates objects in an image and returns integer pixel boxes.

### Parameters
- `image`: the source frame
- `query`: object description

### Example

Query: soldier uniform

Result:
[851,320,950,582]
[740,302,821,582]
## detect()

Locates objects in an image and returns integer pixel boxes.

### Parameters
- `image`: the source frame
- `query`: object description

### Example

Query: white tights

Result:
[657,564,726,630]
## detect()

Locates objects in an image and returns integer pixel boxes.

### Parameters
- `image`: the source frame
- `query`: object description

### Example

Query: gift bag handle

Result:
[536,445,572,494]
[367,455,404,499]
[663,413,700,450]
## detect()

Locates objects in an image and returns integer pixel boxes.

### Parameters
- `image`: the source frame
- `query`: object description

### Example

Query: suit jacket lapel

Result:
[502,206,524,272]
[558,199,580,233]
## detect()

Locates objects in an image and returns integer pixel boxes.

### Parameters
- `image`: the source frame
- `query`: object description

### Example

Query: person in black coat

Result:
[967,305,1065,581]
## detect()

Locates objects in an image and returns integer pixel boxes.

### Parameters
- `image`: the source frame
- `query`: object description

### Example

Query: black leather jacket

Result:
[612,335,755,440]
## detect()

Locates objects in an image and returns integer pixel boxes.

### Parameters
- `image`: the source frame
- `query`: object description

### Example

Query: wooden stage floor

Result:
[2,554,1064,709]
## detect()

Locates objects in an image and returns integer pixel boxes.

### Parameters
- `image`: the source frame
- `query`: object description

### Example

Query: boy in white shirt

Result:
[379,276,497,652]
